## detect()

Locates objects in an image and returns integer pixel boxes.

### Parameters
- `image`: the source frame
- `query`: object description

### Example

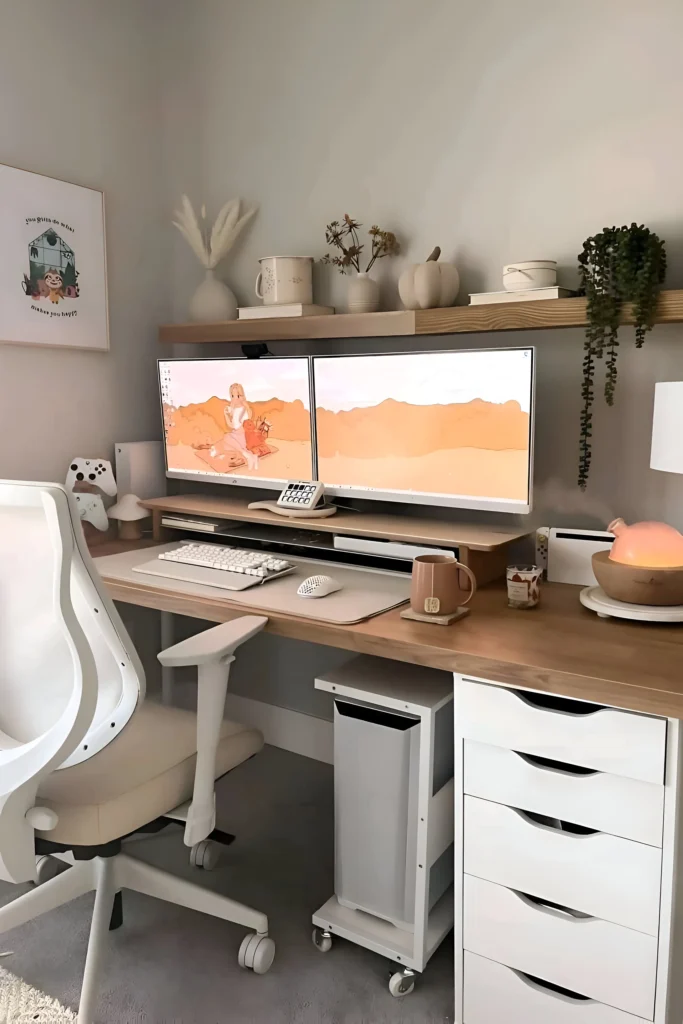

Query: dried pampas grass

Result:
[173,196,257,269]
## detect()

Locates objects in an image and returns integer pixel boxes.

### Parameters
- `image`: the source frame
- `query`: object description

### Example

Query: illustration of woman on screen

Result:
[211,383,259,471]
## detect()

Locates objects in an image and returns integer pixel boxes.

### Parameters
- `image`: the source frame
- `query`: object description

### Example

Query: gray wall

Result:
[160,0,683,718]
[6,3,683,718]
[0,0,168,480]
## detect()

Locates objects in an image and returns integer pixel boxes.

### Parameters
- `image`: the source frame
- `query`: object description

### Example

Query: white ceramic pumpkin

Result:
[398,247,460,310]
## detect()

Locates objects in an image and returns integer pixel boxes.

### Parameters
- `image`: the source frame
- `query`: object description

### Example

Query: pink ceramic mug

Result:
[410,554,477,616]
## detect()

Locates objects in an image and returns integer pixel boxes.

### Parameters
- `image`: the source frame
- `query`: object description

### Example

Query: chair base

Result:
[0,852,272,1024]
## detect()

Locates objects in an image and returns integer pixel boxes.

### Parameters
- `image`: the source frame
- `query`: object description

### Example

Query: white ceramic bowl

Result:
[503,260,557,292]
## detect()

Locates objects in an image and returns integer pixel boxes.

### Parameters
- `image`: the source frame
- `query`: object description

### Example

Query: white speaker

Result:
[114,441,166,500]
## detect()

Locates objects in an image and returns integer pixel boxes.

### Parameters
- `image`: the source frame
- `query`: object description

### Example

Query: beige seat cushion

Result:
[37,701,263,847]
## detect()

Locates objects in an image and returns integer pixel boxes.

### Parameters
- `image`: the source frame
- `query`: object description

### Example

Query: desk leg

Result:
[160,611,174,706]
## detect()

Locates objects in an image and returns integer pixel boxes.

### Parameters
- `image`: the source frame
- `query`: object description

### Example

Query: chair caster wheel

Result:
[190,839,221,870]
[35,855,69,886]
[312,927,332,952]
[389,970,415,997]
[238,932,275,974]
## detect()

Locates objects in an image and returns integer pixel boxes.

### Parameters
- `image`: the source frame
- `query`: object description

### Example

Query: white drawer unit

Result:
[463,796,662,934]
[463,874,658,1020]
[464,739,664,847]
[463,951,650,1024]
[458,677,666,784]
[454,675,683,1024]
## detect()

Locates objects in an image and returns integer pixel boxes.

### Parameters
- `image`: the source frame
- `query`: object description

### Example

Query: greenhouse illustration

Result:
[23,227,79,300]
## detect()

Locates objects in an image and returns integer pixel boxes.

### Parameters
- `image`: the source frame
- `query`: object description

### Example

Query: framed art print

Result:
[0,164,109,350]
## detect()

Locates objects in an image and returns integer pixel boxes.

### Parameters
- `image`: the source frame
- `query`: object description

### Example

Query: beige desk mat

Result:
[95,544,410,625]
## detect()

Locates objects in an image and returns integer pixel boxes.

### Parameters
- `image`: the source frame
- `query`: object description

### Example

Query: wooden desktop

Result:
[95,527,683,720]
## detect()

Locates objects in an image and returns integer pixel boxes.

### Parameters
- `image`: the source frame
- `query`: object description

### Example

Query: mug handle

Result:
[255,272,263,299]
[457,563,477,605]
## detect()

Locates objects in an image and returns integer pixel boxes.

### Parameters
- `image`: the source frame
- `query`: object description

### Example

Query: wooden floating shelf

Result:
[159,290,683,344]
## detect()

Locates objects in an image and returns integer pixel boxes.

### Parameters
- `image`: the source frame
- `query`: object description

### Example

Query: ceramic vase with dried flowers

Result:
[173,196,257,322]
[321,215,400,313]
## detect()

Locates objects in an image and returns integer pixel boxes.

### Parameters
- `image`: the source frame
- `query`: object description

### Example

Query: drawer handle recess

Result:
[512,688,606,717]
[514,750,599,777]
[512,806,599,837]
[513,888,594,922]
[513,968,593,1003]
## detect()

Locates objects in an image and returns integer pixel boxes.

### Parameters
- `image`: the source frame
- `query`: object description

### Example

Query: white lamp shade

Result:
[107,493,149,521]
[651,382,683,474]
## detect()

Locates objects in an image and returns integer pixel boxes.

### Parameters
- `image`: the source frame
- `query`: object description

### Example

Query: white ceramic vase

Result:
[347,272,380,314]
[189,269,237,323]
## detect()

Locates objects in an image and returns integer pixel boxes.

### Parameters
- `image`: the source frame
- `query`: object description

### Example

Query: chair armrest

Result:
[157,615,268,667]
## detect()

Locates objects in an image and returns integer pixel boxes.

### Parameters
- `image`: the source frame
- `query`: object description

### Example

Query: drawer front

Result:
[464,796,661,934]
[464,951,650,1024]
[463,875,657,1020]
[457,677,666,784]
[464,740,664,847]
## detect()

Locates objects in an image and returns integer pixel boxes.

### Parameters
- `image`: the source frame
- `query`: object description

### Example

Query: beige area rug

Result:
[0,966,76,1022]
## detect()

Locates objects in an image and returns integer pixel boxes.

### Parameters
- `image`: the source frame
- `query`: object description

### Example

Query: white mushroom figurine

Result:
[107,494,150,540]
[398,246,460,310]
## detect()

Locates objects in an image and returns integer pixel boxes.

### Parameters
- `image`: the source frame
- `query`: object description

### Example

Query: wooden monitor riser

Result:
[141,495,528,587]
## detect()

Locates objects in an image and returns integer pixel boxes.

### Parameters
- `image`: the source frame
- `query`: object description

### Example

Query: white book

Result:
[238,303,334,320]
[469,287,575,305]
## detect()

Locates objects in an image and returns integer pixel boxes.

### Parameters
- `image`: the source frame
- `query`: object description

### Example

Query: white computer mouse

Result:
[297,574,343,599]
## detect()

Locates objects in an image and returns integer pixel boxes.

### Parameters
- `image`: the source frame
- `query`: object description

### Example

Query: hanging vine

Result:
[577,224,666,489]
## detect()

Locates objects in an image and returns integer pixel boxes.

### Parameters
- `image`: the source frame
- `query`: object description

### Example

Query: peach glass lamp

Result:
[608,519,683,568]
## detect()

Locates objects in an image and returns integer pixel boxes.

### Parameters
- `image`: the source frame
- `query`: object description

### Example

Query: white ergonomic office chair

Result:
[0,480,274,1024]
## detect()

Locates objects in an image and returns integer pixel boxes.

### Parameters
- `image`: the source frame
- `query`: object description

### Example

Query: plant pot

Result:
[347,272,380,314]
[189,269,237,323]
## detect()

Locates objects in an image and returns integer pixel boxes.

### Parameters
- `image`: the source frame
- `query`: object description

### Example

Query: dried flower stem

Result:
[321,214,400,275]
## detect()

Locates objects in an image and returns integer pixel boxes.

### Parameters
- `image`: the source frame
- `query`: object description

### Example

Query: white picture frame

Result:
[0,164,109,351]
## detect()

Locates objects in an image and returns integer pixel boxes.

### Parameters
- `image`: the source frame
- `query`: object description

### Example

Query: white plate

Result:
[580,586,683,622]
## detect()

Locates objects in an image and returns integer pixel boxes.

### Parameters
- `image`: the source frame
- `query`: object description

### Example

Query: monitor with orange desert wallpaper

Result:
[159,357,313,485]
[312,349,534,512]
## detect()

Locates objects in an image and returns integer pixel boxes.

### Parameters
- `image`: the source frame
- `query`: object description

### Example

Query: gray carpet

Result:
[0,746,454,1023]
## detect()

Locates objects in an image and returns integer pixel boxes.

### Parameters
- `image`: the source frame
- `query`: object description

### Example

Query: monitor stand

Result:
[141,494,530,586]
[247,500,338,519]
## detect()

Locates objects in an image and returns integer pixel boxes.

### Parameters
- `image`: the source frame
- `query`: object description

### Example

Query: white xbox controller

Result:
[66,458,117,497]
[74,493,109,531]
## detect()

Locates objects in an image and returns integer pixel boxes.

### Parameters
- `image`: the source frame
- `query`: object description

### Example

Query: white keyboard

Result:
[149,541,295,590]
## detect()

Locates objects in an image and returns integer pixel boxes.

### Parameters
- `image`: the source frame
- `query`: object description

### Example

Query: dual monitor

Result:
[159,348,534,514]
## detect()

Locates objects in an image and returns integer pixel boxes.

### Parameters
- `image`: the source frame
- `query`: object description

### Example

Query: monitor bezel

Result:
[310,347,535,515]
[157,346,535,515]
[157,354,316,492]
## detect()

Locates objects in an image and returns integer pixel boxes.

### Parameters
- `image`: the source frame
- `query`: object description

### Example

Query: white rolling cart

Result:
[313,655,454,997]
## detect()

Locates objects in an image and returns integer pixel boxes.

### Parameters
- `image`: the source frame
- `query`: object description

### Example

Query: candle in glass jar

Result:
[507,564,542,609]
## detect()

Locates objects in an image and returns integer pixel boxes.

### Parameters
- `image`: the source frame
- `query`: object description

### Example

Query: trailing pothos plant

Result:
[577,224,666,488]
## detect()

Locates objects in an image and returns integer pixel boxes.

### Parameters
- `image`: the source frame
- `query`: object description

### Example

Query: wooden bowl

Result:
[592,550,683,606]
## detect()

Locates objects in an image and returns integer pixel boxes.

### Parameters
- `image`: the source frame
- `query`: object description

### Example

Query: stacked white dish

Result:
[503,260,557,291]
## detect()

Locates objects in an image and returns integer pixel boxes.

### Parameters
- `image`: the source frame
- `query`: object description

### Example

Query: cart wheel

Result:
[312,927,332,952]
[389,970,415,997]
